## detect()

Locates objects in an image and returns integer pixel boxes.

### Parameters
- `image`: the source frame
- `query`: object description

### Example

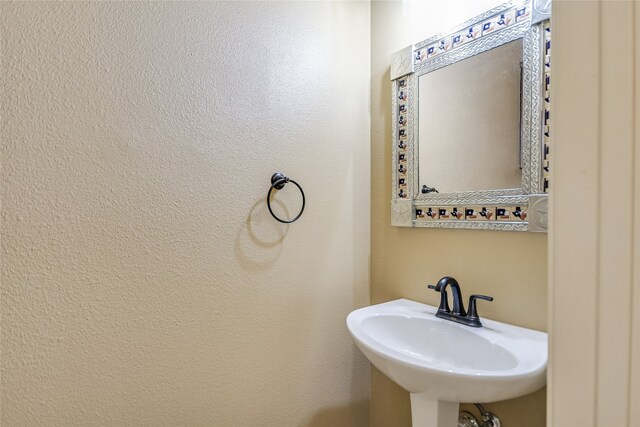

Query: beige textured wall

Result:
[1,2,370,426]
[371,2,547,426]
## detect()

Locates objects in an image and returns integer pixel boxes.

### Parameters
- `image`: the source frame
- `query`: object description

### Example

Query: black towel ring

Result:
[267,172,305,224]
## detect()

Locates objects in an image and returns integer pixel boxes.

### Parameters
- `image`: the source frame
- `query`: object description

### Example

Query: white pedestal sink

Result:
[346,299,547,427]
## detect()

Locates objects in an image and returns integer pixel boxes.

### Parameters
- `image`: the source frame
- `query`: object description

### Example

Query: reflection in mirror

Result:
[418,39,523,193]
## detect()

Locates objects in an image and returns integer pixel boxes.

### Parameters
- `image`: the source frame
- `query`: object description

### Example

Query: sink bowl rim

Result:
[347,298,548,380]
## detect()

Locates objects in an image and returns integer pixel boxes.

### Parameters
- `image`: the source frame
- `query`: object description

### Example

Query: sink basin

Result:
[347,299,547,426]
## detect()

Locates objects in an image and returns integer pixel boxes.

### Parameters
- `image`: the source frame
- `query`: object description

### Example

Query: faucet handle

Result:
[470,294,493,301]
[427,284,451,313]
[467,294,493,322]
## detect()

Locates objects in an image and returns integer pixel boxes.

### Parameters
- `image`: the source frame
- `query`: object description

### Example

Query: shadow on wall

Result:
[303,351,371,427]
[303,399,369,427]
[460,386,546,427]
[234,199,289,272]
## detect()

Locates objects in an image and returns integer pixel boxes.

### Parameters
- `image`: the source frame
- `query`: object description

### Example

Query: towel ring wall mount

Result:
[267,172,305,224]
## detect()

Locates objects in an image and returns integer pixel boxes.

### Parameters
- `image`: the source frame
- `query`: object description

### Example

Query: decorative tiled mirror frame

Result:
[390,0,550,232]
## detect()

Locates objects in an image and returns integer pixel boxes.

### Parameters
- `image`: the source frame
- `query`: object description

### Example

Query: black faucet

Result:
[427,276,493,327]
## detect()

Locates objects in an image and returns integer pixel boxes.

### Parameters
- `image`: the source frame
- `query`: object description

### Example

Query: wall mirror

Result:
[390,0,550,232]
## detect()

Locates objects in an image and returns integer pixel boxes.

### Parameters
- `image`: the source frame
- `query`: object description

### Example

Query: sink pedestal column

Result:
[410,393,459,427]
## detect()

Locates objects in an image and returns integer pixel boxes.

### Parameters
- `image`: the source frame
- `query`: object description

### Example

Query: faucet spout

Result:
[428,276,493,327]
[435,276,466,316]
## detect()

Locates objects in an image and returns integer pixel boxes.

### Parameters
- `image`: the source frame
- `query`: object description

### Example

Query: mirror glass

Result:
[418,39,523,193]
